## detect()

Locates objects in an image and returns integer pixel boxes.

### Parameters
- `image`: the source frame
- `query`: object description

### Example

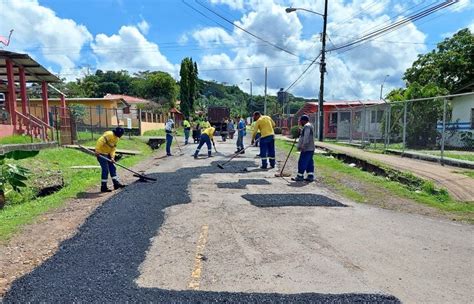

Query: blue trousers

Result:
[97,154,118,183]
[255,133,261,147]
[259,135,275,168]
[298,151,314,177]
[166,133,173,155]
[236,133,244,150]
[194,134,212,157]
[184,129,190,144]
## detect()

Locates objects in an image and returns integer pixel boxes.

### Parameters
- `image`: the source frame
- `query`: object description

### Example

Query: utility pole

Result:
[264,67,268,115]
[318,0,328,142]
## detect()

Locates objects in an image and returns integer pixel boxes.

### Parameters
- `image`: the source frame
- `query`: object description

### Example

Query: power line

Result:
[285,54,321,92]
[193,0,313,62]
[328,0,456,53]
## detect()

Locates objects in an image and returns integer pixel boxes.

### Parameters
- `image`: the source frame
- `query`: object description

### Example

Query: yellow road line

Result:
[188,224,209,290]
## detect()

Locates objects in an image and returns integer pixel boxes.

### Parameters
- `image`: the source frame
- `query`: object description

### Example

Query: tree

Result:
[134,71,178,109]
[179,57,199,118]
[404,28,474,92]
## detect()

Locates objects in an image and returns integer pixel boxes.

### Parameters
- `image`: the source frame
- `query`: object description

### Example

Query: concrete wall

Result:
[140,122,165,135]
[0,124,15,138]
[451,95,473,128]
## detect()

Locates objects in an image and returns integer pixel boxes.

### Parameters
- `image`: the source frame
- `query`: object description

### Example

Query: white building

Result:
[444,83,474,148]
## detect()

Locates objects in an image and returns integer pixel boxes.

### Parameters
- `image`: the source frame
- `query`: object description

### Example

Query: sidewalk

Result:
[316,141,474,202]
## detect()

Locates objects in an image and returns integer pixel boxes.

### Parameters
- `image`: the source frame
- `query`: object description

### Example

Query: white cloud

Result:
[0,0,92,76]
[209,0,245,10]
[191,0,427,100]
[91,25,177,77]
[450,0,472,12]
[137,20,150,35]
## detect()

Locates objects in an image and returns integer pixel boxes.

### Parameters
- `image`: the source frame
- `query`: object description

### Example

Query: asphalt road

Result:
[4,138,471,303]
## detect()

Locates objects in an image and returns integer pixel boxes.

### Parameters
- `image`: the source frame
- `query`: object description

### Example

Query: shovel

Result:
[217,138,260,169]
[78,145,157,182]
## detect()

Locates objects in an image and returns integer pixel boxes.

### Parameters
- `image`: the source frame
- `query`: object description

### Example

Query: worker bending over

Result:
[194,126,216,159]
[251,111,276,169]
[95,127,126,192]
[292,115,315,182]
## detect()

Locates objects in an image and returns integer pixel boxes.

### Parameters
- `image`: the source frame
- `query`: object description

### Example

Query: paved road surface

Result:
[315,141,474,202]
[3,139,472,303]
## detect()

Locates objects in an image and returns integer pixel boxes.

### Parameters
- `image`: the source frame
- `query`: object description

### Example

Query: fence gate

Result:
[59,107,75,145]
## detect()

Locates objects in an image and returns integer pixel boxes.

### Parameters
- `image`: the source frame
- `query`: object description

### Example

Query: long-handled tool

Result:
[172,132,185,156]
[78,145,157,182]
[274,137,298,178]
[217,138,260,169]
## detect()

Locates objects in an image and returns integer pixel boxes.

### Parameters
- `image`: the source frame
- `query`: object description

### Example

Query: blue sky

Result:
[1,0,473,99]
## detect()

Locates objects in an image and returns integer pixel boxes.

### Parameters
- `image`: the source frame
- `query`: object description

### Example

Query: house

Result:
[441,82,474,148]
[26,96,130,129]
[293,100,386,140]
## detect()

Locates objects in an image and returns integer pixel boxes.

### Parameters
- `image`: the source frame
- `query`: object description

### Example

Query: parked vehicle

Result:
[207,106,230,136]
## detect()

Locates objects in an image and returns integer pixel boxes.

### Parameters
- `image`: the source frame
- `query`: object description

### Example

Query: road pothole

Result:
[242,194,347,208]
[217,179,270,189]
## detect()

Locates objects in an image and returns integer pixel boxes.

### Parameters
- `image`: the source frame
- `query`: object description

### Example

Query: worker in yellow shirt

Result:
[193,126,216,159]
[183,118,191,145]
[95,127,126,192]
[251,111,276,169]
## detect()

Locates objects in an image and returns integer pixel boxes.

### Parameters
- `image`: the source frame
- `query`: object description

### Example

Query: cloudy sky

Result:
[1,0,473,100]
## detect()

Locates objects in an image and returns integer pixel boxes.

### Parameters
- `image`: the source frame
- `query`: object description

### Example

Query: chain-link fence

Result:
[277,92,474,165]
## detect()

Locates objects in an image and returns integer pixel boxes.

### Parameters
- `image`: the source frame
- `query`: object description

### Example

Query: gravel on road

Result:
[243,194,348,208]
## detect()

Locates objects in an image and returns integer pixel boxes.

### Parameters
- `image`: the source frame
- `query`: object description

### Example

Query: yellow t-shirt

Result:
[202,127,216,139]
[95,131,119,158]
[252,115,275,139]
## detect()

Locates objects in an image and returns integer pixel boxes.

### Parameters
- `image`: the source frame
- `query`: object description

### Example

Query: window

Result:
[330,112,337,125]
[471,109,474,129]
[340,112,351,122]
[372,110,384,123]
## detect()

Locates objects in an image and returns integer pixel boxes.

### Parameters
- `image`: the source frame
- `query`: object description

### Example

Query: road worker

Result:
[95,127,126,192]
[251,111,276,169]
[183,117,191,145]
[193,126,216,159]
[292,115,315,182]
[165,118,174,156]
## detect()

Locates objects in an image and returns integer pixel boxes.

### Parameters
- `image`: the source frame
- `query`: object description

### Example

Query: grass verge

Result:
[0,135,40,145]
[0,137,154,241]
[143,128,184,137]
[276,139,474,215]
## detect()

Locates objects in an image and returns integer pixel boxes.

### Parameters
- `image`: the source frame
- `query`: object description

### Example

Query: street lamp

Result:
[380,75,389,100]
[286,1,328,142]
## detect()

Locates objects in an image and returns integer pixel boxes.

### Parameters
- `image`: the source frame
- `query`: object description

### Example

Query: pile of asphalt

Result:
[217,179,270,189]
[243,194,347,208]
[4,161,397,303]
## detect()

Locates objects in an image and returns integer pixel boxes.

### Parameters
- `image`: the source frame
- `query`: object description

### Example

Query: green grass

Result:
[456,170,474,179]
[0,135,40,145]
[276,139,474,214]
[421,151,474,162]
[143,128,184,137]
[0,137,154,241]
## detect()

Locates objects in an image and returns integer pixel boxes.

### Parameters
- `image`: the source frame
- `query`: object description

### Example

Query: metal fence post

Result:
[384,104,389,150]
[387,105,391,147]
[349,107,353,143]
[402,101,407,152]
[440,98,447,165]
[55,106,59,144]
[362,105,366,146]
[105,108,109,129]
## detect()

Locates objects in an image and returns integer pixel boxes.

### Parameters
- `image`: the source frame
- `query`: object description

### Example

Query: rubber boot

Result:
[101,182,112,193]
[113,180,126,190]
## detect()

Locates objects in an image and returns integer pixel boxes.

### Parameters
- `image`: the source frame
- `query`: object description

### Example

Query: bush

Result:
[274,127,282,135]
[290,126,300,139]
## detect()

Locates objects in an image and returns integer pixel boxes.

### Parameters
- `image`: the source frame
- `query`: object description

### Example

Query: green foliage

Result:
[0,150,39,208]
[387,83,448,148]
[0,135,39,145]
[460,131,474,149]
[133,71,178,109]
[404,28,474,92]
[180,57,199,118]
[290,126,300,139]
[69,104,87,120]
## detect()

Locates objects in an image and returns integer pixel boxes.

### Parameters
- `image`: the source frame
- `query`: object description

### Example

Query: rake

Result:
[78,145,157,182]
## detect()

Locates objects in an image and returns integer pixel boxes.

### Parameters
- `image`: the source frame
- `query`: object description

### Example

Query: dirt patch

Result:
[0,149,163,296]
[275,149,471,223]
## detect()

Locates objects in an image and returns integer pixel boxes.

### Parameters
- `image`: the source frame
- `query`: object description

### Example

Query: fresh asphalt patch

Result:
[217,179,270,189]
[3,161,396,303]
[242,194,348,208]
